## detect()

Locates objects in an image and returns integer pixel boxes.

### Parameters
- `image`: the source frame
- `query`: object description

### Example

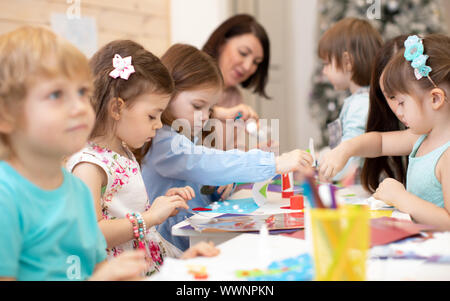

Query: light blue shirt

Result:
[407,135,450,208]
[141,125,276,251]
[0,161,107,281]
[334,87,370,181]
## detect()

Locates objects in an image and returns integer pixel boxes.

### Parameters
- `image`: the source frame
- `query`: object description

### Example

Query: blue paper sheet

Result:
[204,198,260,214]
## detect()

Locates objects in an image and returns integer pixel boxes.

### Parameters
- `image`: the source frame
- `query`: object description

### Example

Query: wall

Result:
[0,0,171,56]
[284,0,321,151]
[444,0,450,32]
[230,0,321,152]
[170,0,231,48]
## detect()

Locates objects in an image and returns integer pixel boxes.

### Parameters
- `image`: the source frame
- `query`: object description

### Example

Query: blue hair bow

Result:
[404,35,432,80]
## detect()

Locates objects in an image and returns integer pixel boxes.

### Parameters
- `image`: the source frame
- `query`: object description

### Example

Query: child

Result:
[0,26,149,281]
[320,34,450,230]
[67,40,219,276]
[318,17,383,181]
[140,44,314,251]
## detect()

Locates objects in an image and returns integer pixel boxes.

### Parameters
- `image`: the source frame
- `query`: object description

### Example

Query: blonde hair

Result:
[0,25,92,159]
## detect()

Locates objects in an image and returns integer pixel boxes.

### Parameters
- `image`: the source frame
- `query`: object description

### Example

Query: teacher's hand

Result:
[213,103,259,121]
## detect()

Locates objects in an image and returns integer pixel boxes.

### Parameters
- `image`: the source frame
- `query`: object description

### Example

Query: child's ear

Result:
[109,97,125,121]
[430,88,447,110]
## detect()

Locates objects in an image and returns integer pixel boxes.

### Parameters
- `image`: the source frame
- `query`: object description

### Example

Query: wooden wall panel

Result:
[0,0,171,56]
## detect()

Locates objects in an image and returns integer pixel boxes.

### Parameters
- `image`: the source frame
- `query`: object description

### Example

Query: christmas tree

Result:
[310,0,447,147]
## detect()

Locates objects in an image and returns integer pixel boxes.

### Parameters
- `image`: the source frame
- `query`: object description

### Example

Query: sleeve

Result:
[0,187,22,278]
[335,96,369,181]
[148,133,276,186]
[341,95,370,142]
[66,151,113,194]
[77,180,107,264]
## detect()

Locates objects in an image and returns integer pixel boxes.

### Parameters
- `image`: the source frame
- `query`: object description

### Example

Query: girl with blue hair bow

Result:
[319,34,450,231]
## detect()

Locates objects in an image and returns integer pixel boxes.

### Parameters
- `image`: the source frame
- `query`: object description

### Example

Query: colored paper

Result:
[235,253,314,281]
[188,212,304,233]
[252,176,277,207]
[282,217,434,247]
[206,198,260,214]
[370,217,434,247]
[236,183,302,193]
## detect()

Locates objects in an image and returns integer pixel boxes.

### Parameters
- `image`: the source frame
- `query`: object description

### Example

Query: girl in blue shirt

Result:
[140,44,313,251]
[318,18,383,181]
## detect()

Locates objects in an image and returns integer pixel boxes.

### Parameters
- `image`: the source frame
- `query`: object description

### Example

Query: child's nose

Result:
[154,118,163,130]
[71,96,90,116]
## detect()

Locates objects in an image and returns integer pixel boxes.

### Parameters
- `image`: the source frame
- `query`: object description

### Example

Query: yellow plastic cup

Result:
[310,205,370,281]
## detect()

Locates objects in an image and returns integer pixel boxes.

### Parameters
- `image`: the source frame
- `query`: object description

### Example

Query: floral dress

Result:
[66,142,182,275]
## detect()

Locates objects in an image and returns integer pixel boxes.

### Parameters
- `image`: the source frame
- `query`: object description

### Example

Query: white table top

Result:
[172,184,410,242]
[153,185,450,281]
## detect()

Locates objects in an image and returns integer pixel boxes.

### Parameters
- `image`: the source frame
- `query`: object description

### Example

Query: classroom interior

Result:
[1,0,450,283]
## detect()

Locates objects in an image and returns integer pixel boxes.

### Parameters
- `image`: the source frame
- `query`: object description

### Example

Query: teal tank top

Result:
[406,135,450,208]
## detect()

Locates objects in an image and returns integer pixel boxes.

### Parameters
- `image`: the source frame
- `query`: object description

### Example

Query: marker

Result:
[309,137,317,168]
[301,181,315,208]
[329,184,338,209]
[306,176,325,208]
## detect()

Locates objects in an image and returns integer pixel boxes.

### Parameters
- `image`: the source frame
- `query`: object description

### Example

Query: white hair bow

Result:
[109,54,135,80]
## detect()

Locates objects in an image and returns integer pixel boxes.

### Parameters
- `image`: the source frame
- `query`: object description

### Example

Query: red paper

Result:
[192,207,212,211]
[281,217,434,247]
[369,217,434,247]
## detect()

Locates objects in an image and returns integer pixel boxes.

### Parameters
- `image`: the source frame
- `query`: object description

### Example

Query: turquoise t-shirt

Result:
[0,161,107,281]
[406,135,450,208]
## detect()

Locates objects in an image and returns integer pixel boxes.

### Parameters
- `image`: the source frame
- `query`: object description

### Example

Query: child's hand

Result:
[275,149,313,174]
[217,184,235,201]
[166,186,195,201]
[213,104,259,121]
[144,195,189,226]
[180,241,220,259]
[90,250,147,281]
[373,178,407,208]
[318,144,351,181]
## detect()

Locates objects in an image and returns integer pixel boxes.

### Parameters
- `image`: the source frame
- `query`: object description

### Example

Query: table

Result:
[150,232,450,281]
[172,184,410,247]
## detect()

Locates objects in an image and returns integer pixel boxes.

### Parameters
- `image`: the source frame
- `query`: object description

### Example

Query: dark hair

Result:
[361,35,409,193]
[382,34,450,98]
[89,40,174,139]
[202,14,270,98]
[318,17,383,86]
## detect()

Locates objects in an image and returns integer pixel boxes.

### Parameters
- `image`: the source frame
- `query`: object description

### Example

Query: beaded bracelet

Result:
[126,213,147,250]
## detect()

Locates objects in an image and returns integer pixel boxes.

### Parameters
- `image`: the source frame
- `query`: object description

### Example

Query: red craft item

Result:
[282,173,294,198]
[290,195,304,210]
[192,207,212,211]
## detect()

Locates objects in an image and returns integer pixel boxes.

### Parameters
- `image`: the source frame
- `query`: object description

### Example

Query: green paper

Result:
[259,183,268,198]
